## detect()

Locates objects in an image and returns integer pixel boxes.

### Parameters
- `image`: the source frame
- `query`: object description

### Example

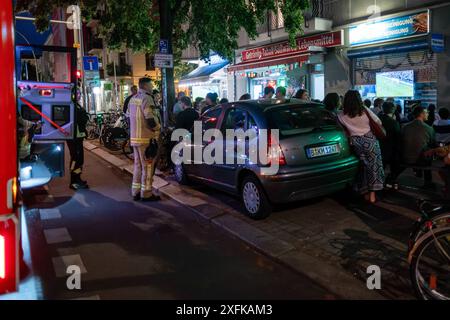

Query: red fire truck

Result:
[0,0,22,294]
[1,1,78,294]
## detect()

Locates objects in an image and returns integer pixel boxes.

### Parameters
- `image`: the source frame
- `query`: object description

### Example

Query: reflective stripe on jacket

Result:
[129,89,160,146]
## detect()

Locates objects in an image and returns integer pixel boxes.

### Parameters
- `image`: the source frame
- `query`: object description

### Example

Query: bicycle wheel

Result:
[409,213,450,253]
[85,121,99,140]
[409,227,450,300]
[103,127,127,153]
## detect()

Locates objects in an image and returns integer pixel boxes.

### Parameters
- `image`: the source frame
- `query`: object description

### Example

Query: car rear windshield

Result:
[267,105,338,136]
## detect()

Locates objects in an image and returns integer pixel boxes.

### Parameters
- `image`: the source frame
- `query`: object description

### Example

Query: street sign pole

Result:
[113,59,117,109]
[159,0,172,129]
[155,53,173,128]
[162,68,168,128]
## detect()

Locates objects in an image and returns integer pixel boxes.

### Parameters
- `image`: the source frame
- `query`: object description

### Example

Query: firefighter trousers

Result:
[132,144,155,198]
[67,138,85,184]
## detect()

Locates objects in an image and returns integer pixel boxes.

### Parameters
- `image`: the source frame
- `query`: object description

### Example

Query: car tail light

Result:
[204,117,217,124]
[267,129,286,166]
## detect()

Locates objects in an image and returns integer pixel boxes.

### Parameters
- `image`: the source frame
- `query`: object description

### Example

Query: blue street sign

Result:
[431,33,445,53]
[159,39,169,54]
[83,56,99,71]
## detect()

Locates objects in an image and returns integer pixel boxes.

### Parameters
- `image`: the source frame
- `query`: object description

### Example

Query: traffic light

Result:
[76,70,82,79]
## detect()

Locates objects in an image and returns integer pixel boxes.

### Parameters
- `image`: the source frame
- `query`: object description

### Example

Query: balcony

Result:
[256,9,285,35]
[106,63,132,77]
[250,4,332,46]
[87,38,103,55]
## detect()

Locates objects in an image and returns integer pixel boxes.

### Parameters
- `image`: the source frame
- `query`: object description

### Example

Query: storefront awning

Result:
[347,40,429,59]
[179,60,229,85]
[227,53,310,72]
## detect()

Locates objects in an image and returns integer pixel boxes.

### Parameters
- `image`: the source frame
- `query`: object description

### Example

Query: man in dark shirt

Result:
[400,105,436,185]
[175,96,199,131]
[123,85,138,114]
[379,102,401,188]
[201,92,218,114]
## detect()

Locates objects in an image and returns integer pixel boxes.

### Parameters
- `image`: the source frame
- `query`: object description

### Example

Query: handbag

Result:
[363,108,386,140]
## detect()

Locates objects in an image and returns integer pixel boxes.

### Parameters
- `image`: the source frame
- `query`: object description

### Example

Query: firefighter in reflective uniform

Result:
[129,77,161,201]
[67,89,90,190]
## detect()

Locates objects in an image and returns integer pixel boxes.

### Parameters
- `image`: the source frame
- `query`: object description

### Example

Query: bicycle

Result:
[408,199,450,300]
[101,112,129,153]
[85,113,104,140]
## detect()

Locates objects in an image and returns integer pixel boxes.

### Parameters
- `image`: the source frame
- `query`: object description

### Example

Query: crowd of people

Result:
[118,81,450,203]
[330,90,450,203]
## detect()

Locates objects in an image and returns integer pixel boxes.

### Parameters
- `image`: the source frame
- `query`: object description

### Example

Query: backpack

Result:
[76,104,90,133]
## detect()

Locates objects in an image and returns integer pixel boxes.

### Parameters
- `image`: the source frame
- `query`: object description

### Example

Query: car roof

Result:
[201,99,325,117]
[233,98,324,111]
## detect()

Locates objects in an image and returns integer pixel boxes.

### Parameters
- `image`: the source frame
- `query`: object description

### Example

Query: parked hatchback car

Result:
[173,98,359,219]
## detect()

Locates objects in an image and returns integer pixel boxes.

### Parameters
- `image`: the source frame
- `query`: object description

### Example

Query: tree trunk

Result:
[159,0,175,127]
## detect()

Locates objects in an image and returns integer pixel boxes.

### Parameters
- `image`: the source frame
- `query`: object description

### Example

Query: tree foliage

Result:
[16,0,310,60]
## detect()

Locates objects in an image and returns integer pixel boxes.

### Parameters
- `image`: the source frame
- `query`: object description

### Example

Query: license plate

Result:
[307,144,340,158]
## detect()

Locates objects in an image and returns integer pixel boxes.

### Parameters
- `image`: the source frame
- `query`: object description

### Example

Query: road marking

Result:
[39,208,62,220]
[73,193,90,208]
[43,228,72,244]
[52,254,87,278]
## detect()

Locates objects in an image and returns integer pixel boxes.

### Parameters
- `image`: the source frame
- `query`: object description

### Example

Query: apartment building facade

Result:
[225,0,450,112]
[85,18,159,113]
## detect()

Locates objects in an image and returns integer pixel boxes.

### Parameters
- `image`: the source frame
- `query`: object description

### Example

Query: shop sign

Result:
[431,33,445,53]
[84,70,100,87]
[349,10,429,47]
[241,30,343,63]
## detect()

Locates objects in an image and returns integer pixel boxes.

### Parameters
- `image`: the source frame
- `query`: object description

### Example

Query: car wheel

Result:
[241,175,271,220]
[174,164,189,185]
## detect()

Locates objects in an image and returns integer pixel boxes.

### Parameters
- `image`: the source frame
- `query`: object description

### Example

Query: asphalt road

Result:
[21,148,332,300]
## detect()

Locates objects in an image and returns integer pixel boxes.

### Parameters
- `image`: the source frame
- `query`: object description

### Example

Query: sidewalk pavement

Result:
[84,140,441,300]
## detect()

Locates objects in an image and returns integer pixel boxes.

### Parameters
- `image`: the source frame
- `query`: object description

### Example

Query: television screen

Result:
[376,70,414,97]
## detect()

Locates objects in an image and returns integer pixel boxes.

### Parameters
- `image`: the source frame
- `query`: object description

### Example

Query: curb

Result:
[84,141,385,299]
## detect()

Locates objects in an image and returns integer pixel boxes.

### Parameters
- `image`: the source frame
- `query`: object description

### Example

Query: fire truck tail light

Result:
[39,89,53,96]
[0,235,5,279]
[12,177,18,205]
[6,178,15,209]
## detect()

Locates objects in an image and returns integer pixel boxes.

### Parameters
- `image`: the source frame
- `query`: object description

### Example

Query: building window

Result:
[119,52,126,66]
[145,53,154,71]
[271,6,284,30]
